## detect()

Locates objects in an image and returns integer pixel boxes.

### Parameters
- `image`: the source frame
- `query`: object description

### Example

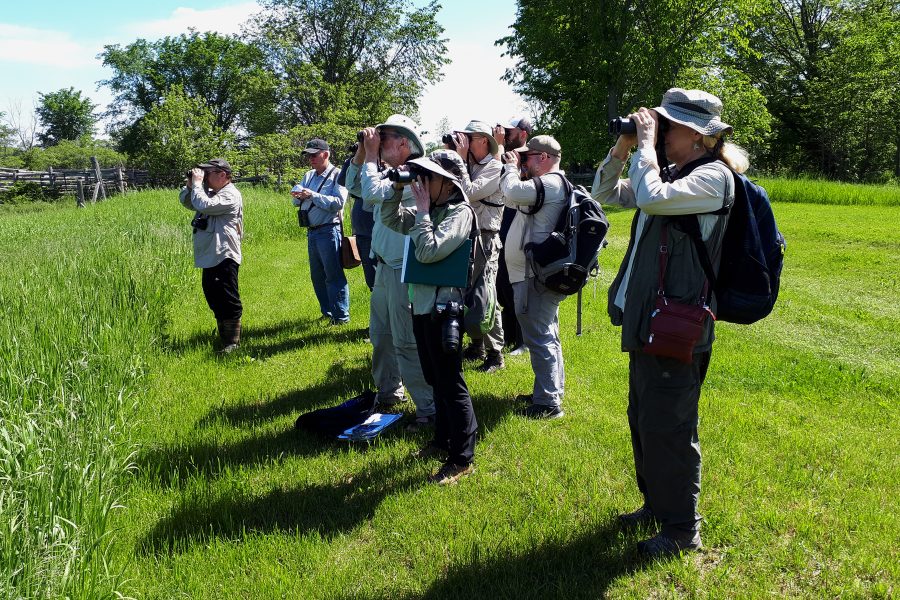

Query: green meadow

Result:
[1,183,897,599]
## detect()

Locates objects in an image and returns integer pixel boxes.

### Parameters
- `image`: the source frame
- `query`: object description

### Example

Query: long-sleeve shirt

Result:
[459,154,503,232]
[381,191,474,315]
[345,159,415,267]
[291,165,347,227]
[591,147,734,311]
[499,166,568,283]
[179,182,243,268]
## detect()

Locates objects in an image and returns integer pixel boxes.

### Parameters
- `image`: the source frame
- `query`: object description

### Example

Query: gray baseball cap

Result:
[512,135,561,158]
[198,157,232,173]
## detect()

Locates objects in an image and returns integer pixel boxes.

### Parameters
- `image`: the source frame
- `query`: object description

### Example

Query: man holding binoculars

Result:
[344,115,436,431]
[178,158,244,353]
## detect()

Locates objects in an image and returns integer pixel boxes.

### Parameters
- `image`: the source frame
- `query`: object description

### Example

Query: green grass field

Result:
[1,183,897,599]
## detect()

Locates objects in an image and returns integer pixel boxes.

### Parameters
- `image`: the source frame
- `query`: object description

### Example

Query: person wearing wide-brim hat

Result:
[446,120,506,373]
[591,87,751,558]
[380,151,478,486]
[344,114,436,432]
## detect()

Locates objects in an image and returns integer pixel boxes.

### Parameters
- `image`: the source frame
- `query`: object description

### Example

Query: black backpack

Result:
[684,171,786,324]
[525,173,609,295]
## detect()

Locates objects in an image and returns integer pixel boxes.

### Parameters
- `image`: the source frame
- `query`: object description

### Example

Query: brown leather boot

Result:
[218,318,241,353]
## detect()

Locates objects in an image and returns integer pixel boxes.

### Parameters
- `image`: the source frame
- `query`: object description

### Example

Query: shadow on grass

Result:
[138,454,420,555]
[199,361,372,427]
[162,317,367,357]
[360,520,646,600]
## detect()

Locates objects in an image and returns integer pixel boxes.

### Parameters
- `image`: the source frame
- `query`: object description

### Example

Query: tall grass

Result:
[0,192,191,598]
[757,175,900,206]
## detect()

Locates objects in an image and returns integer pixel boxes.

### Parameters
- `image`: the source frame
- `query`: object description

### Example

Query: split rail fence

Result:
[0,157,148,207]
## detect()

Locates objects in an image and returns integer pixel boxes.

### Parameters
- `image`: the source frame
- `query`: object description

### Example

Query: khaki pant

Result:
[472,231,504,355]
[370,263,434,417]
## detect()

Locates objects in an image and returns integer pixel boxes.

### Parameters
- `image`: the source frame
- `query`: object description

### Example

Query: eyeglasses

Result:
[523,152,544,160]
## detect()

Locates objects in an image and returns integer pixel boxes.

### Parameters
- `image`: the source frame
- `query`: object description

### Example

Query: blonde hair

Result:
[702,135,749,174]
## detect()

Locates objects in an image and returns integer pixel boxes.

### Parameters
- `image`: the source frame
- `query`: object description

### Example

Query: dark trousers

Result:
[201,258,242,320]
[412,313,477,466]
[356,234,376,290]
[627,350,711,539]
[497,207,523,348]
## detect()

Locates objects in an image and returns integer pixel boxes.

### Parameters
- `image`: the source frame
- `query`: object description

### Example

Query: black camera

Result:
[434,301,463,354]
[609,117,636,136]
[191,214,209,232]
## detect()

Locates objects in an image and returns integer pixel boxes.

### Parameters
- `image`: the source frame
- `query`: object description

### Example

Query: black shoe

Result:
[477,353,505,373]
[462,342,486,362]
[515,393,533,403]
[618,505,658,530]
[520,403,564,419]
[637,532,702,559]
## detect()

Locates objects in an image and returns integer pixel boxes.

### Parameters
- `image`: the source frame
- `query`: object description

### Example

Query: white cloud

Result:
[127,2,260,38]
[417,38,529,144]
[0,24,98,69]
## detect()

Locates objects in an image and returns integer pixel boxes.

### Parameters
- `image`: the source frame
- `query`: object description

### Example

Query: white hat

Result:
[376,114,425,156]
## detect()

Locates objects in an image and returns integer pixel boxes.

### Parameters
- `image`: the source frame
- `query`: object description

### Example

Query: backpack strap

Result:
[522,175,546,215]
[677,162,734,287]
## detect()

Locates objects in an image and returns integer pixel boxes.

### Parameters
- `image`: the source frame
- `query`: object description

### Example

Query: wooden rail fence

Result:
[0,157,149,207]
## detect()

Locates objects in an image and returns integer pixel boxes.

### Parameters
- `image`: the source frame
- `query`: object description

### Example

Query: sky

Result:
[0,0,528,144]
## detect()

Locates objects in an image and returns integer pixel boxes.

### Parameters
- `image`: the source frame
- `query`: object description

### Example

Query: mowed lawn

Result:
[2,187,898,598]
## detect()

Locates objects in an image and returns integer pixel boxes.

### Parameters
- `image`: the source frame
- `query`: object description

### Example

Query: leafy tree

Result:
[98,31,278,140]
[244,0,449,130]
[131,86,234,182]
[35,88,97,147]
[499,0,750,165]
[22,139,126,171]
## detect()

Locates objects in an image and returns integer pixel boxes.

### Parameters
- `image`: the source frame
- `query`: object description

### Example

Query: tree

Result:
[244,0,449,130]
[35,88,97,147]
[499,0,751,165]
[4,100,39,152]
[131,86,234,182]
[98,31,278,140]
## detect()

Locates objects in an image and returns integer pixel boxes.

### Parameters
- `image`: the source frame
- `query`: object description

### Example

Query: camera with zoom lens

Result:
[191,214,209,232]
[608,117,636,136]
[433,301,463,354]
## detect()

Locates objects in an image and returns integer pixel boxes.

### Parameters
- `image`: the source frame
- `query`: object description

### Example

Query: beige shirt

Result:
[499,166,567,283]
[179,182,243,269]
[591,148,734,310]
[459,154,503,232]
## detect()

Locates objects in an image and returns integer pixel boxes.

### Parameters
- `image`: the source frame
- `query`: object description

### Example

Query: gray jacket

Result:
[179,182,243,268]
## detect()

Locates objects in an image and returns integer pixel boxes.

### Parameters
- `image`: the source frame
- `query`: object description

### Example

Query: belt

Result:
[308,222,339,231]
[480,229,499,234]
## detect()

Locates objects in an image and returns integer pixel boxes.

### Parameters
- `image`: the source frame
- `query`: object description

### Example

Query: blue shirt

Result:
[292,165,348,227]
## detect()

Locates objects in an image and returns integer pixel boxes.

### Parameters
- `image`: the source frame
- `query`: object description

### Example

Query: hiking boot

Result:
[508,344,528,356]
[462,342,486,362]
[477,353,505,373]
[637,532,702,559]
[428,462,474,485]
[405,415,435,433]
[520,403,564,420]
[218,318,241,354]
[618,504,658,530]
[415,442,449,462]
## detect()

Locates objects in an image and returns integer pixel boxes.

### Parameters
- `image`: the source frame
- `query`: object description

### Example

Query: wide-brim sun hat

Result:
[457,120,498,155]
[409,151,466,197]
[376,114,425,157]
[653,88,733,136]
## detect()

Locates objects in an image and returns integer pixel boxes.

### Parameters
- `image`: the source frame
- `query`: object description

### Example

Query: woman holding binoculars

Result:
[380,151,479,486]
